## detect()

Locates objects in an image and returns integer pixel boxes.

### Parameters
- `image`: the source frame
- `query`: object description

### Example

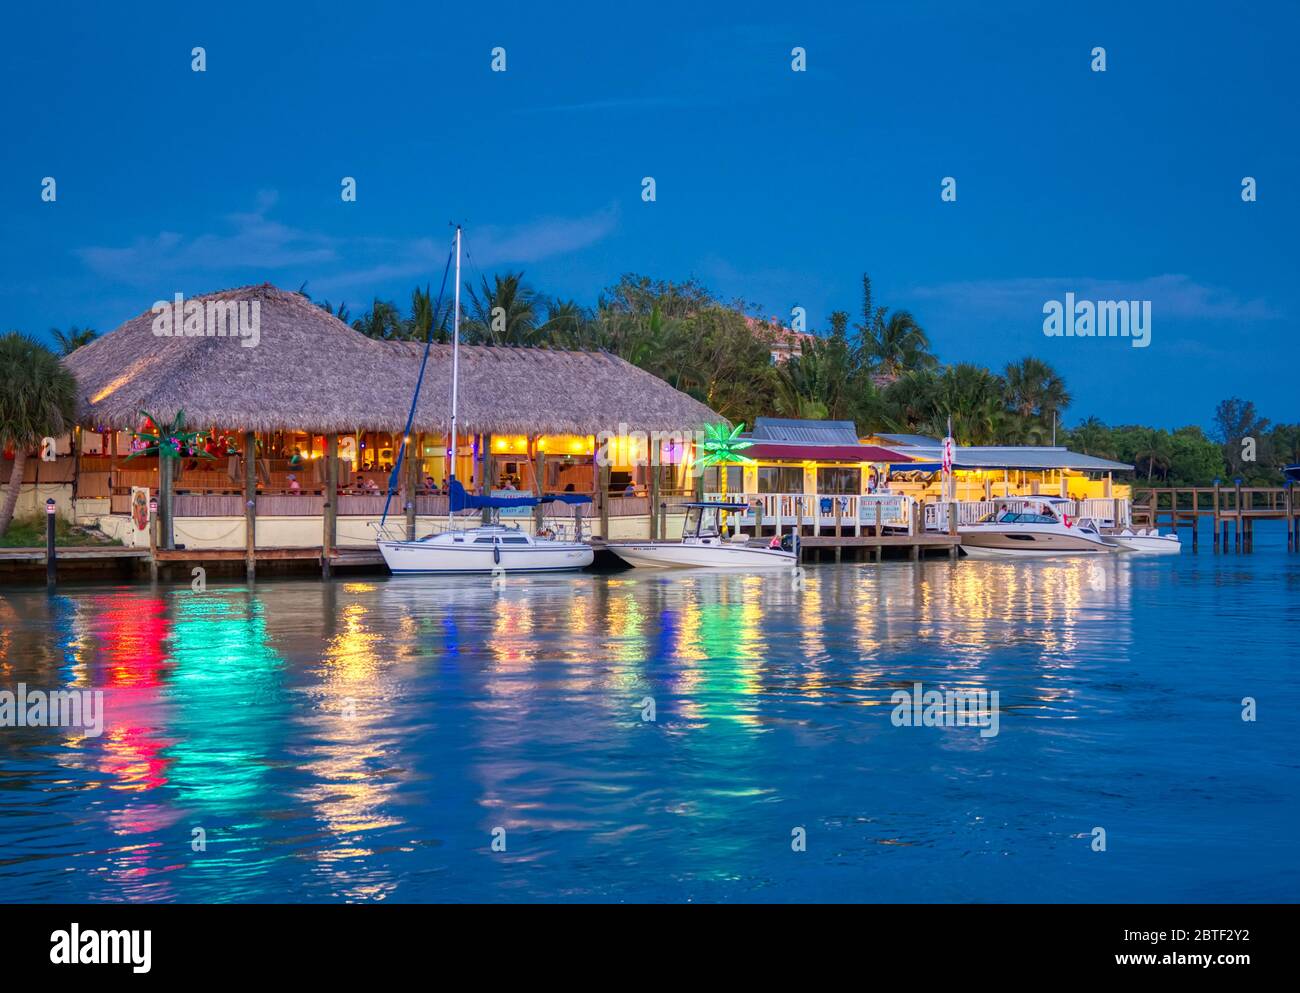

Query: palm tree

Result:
[1134,429,1172,483]
[0,334,78,535]
[854,275,936,381]
[929,364,1006,445]
[1003,356,1071,433]
[352,299,404,340]
[50,325,97,356]
[462,272,540,345]
[1068,416,1111,457]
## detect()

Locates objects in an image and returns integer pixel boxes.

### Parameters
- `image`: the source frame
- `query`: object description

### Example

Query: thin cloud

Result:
[76,190,338,284]
[75,195,621,296]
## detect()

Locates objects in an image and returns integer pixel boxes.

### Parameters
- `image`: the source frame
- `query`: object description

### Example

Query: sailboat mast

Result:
[449,225,462,530]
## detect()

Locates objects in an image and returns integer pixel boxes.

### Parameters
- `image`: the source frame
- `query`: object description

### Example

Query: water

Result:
[2,524,1297,903]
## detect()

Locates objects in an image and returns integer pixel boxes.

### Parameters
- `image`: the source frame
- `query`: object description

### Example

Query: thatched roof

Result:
[64,284,722,435]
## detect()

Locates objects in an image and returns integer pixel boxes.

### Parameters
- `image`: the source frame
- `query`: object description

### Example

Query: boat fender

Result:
[493,541,500,565]
[1063,513,1072,527]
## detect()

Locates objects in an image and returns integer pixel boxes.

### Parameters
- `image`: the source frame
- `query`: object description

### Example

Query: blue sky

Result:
[2,1,1295,429]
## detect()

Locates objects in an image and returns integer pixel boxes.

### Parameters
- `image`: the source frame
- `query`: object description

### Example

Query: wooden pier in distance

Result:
[1132,485,1299,552]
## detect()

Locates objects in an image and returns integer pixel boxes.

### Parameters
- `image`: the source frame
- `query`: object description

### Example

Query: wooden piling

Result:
[244,430,257,580]
[322,433,338,577]
[598,461,610,540]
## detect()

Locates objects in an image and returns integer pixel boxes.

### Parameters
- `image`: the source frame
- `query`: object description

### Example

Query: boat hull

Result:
[610,541,796,569]
[378,539,593,574]
[1103,531,1181,555]
[959,526,1116,559]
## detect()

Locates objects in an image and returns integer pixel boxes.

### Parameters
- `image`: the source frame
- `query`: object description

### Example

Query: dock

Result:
[1133,485,1299,552]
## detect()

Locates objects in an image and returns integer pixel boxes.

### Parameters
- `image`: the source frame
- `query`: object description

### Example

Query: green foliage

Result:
[0,514,121,548]
[0,333,78,450]
[124,410,213,462]
[691,423,755,469]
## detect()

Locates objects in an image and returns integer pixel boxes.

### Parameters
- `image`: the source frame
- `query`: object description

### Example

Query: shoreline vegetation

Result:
[12,271,1297,506]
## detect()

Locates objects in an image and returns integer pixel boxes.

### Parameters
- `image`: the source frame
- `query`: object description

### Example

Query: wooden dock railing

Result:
[1133,485,1298,551]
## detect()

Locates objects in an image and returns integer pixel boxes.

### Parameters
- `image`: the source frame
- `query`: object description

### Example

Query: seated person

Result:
[501,478,517,491]
[563,482,575,492]
[623,483,637,497]
[364,477,379,492]
[288,447,304,468]
[287,473,301,495]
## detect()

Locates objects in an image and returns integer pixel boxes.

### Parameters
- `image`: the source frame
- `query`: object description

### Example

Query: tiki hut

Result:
[65,283,719,434]
[61,284,722,552]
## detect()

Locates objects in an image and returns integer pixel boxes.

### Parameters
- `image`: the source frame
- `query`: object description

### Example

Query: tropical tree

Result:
[462,272,540,345]
[1066,416,1111,457]
[1133,429,1173,483]
[1214,397,1270,479]
[1003,356,1071,426]
[50,325,97,356]
[352,299,405,340]
[854,274,936,381]
[929,364,1006,445]
[0,334,78,535]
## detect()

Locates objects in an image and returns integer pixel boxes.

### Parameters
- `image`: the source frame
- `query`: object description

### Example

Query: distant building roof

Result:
[751,417,861,445]
[868,433,943,448]
[896,445,1132,472]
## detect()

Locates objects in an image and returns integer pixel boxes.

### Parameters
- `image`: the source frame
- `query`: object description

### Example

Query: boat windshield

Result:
[997,510,1060,524]
[683,505,728,538]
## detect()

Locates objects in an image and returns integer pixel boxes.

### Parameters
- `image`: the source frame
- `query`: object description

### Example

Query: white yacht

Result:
[378,522,593,574]
[959,497,1118,559]
[608,502,798,569]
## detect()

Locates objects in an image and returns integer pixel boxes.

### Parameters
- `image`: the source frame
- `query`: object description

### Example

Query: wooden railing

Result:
[923,497,1131,531]
[704,492,915,532]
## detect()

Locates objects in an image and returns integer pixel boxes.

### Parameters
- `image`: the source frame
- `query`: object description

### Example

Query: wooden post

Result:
[322,432,338,576]
[947,501,958,560]
[659,499,667,541]
[244,430,257,580]
[1234,480,1242,551]
[649,462,660,540]
[598,461,610,540]
[754,499,764,539]
[482,433,495,525]
[834,499,842,563]
[159,451,174,549]
[148,495,159,582]
[405,432,419,541]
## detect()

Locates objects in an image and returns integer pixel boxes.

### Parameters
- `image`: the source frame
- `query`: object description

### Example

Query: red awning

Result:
[742,443,906,463]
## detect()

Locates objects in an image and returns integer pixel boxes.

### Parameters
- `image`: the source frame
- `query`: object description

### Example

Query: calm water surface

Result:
[2,524,1298,903]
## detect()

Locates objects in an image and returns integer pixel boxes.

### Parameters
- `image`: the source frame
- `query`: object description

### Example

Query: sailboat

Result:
[376,226,594,575]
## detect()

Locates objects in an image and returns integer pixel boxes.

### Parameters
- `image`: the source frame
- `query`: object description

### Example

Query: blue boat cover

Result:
[448,479,540,511]
[448,479,593,511]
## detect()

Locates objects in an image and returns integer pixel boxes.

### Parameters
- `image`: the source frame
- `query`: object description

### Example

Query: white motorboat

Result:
[378,523,593,574]
[1098,526,1181,555]
[609,502,798,569]
[959,496,1118,559]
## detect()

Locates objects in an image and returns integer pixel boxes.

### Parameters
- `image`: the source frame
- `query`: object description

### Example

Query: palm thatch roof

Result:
[64,283,722,435]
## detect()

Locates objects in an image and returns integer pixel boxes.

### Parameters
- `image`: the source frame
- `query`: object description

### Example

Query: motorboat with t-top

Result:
[608,501,798,569]
[959,496,1118,559]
